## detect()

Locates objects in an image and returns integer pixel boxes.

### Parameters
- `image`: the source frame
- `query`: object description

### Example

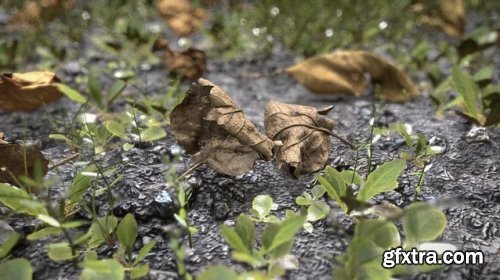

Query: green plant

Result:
[335,202,448,279]
[249,194,280,223]
[173,184,197,248]
[317,158,406,215]
[213,212,306,279]
[452,67,500,127]
[295,184,330,232]
[115,213,156,279]
[0,258,33,280]
[105,108,167,151]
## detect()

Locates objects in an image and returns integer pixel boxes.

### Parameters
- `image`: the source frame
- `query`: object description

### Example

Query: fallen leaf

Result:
[9,0,76,28]
[286,50,419,102]
[0,71,64,111]
[170,78,275,176]
[166,47,206,80]
[0,139,49,187]
[264,101,335,178]
[153,38,206,80]
[417,0,465,38]
[156,0,208,37]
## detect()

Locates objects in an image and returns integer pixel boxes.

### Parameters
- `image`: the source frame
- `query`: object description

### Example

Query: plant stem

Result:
[350,147,360,184]
[413,151,429,201]
[60,226,78,268]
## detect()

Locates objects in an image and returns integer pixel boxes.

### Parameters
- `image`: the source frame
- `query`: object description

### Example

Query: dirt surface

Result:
[1,46,499,280]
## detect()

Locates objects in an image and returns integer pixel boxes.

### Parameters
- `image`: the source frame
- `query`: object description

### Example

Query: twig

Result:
[48,153,80,170]
[175,162,204,183]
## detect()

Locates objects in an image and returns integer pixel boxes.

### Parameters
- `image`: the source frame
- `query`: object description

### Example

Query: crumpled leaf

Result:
[170,78,275,176]
[0,138,49,187]
[417,0,465,38]
[264,101,335,178]
[153,38,206,80]
[156,0,208,37]
[286,50,419,102]
[0,71,64,111]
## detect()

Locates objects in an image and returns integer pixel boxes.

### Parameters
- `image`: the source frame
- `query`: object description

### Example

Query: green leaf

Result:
[0,258,32,280]
[55,83,87,103]
[131,264,149,279]
[306,200,330,222]
[107,80,127,106]
[262,215,306,252]
[48,242,77,261]
[295,196,310,206]
[391,123,413,148]
[0,232,20,258]
[317,166,348,211]
[356,219,400,249]
[61,220,88,229]
[27,227,62,241]
[88,72,103,108]
[37,214,61,227]
[133,240,156,266]
[79,259,125,280]
[105,121,127,139]
[452,67,480,119]
[174,213,188,228]
[403,202,447,246]
[311,185,326,199]
[220,225,249,254]
[234,214,255,252]
[197,265,238,280]
[0,183,47,216]
[267,239,294,259]
[140,126,166,142]
[68,166,96,212]
[473,66,493,84]
[87,216,118,249]
[484,102,500,127]
[357,159,406,202]
[252,195,274,218]
[117,213,138,252]
[340,170,364,187]
[454,110,483,126]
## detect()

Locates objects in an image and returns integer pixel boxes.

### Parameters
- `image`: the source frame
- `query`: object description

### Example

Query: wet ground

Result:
[1,48,499,280]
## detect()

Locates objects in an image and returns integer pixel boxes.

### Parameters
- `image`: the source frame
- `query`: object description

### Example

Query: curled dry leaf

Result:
[170,78,275,176]
[416,0,465,38]
[153,38,206,80]
[264,101,335,178]
[156,0,208,37]
[286,50,419,102]
[0,71,64,111]
[0,138,49,187]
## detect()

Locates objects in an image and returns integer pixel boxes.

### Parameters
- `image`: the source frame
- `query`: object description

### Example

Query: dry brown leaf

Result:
[9,0,75,28]
[152,38,206,80]
[264,101,335,178]
[286,50,419,102]
[170,78,275,176]
[165,47,206,80]
[418,0,465,38]
[0,71,64,111]
[156,0,208,37]
[0,139,49,187]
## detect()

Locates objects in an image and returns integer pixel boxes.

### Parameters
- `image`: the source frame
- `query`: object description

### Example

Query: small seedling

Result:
[249,194,280,223]
[295,184,330,232]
